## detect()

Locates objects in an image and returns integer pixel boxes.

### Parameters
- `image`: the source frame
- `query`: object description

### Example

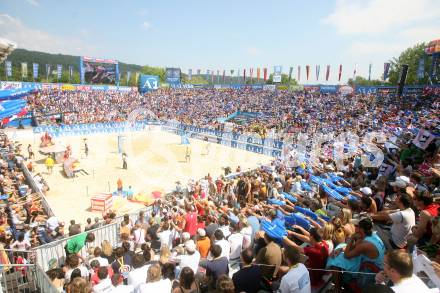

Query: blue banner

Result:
[139,75,159,93]
[170,84,194,89]
[166,68,181,84]
[320,85,338,94]
[417,58,425,79]
[5,61,12,77]
[355,86,377,95]
[33,63,39,79]
[57,64,62,80]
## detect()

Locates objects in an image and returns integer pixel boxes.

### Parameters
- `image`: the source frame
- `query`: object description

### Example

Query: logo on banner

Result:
[140,75,159,92]
[273,65,282,83]
[0,81,22,89]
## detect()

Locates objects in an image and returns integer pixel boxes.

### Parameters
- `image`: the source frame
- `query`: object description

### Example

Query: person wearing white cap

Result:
[359,187,372,196]
[174,240,200,275]
[196,228,211,258]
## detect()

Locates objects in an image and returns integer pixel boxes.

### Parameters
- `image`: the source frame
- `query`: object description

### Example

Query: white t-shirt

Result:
[228,232,244,260]
[10,239,31,251]
[240,226,252,249]
[127,265,150,288]
[389,208,415,247]
[157,230,172,248]
[89,256,109,267]
[137,279,171,293]
[391,275,431,293]
[46,216,59,231]
[111,284,134,293]
[133,228,146,246]
[215,239,231,260]
[219,225,231,238]
[176,251,201,273]
[93,278,113,293]
[65,265,90,283]
[279,263,311,293]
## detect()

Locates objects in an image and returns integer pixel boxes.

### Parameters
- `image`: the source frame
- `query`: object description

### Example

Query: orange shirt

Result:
[197,237,211,258]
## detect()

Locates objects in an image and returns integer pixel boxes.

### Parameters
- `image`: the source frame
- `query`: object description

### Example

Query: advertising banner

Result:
[5,61,12,77]
[320,85,338,94]
[33,63,39,79]
[139,75,160,93]
[273,65,282,83]
[166,68,181,84]
[304,85,320,93]
[289,85,304,92]
[263,84,276,91]
[355,86,377,95]
[21,63,28,79]
[170,84,194,89]
[0,81,21,89]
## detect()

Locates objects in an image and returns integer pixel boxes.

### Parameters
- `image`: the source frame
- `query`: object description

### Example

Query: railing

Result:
[20,161,55,217]
[32,205,151,272]
[0,264,59,293]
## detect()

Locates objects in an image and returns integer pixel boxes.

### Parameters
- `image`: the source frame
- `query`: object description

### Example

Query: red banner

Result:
[263,68,267,81]
[306,65,310,81]
[257,68,261,81]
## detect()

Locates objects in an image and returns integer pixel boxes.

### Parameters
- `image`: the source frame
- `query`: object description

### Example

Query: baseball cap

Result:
[197,228,206,237]
[390,176,410,188]
[185,240,196,253]
[360,187,372,196]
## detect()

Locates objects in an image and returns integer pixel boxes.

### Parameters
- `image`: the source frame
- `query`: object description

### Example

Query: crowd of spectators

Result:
[0,131,56,264]
[2,88,440,292]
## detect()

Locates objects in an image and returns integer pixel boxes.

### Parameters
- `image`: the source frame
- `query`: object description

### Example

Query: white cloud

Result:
[25,0,39,6]
[323,0,440,35]
[398,26,440,43]
[142,21,151,30]
[0,14,97,55]
[137,9,148,16]
[245,47,261,56]
[348,41,407,56]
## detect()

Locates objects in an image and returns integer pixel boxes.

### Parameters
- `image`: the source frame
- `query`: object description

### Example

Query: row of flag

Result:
[3,61,138,84]
[187,63,398,83]
[2,61,425,83]
[3,62,72,80]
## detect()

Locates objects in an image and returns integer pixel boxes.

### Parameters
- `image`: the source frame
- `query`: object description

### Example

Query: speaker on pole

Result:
[397,64,409,97]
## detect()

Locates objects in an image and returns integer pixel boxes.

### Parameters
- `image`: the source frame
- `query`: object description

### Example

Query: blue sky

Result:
[0,0,439,83]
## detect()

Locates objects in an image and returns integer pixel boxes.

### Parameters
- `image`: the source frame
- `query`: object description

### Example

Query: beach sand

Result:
[13,129,272,225]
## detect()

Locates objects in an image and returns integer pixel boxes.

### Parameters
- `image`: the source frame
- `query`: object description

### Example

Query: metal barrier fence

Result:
[32,205,150,272]
[20,161,55,217]
[0,264,59,293]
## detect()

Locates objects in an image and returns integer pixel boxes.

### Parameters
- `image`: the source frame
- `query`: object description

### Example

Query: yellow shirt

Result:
[45,157,54,167]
